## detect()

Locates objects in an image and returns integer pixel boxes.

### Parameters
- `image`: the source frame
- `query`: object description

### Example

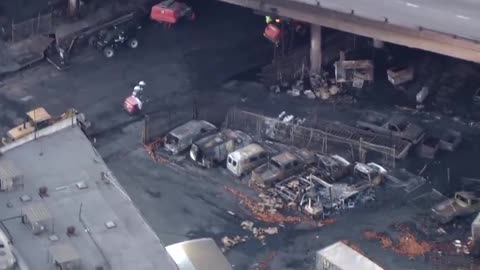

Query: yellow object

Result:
[3,107,52,144]
[26,107,52,123]
[265,16,272,24]
[275,18,280,23]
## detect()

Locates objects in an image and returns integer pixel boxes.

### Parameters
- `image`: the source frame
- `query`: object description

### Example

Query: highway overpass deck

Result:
[220,0,480,62]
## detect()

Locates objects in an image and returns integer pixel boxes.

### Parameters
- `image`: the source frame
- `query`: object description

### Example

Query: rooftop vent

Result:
[66,226,76,237]
[76,181,88,190]
[49,234,59,242]
[19,195,31,203]
[105,221,116,229]
[38,186,48,198]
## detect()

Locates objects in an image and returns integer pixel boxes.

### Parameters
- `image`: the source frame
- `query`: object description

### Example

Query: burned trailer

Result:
[190,130,252,168]
[164,120,217,155]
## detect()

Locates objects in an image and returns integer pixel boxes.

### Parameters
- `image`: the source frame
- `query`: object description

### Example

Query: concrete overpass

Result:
[218,0,480,71]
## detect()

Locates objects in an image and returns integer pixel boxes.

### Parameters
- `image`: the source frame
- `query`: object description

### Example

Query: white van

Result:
[227,144,268,177]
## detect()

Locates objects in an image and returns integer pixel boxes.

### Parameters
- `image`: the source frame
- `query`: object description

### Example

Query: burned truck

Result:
[164,120,217,155]
[190,130,252,168]
[432,191,480,224]
[251,150,315,187]
[356,111,425,144]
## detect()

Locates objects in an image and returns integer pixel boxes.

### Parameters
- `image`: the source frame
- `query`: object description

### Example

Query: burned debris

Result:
[387,65,414,87]
[432,191,480,224]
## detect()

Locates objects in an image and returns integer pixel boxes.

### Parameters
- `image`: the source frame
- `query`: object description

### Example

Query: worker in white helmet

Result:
[138,81,146,91]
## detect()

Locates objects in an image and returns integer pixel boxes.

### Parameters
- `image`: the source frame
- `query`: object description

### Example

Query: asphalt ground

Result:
[1,1,480,269]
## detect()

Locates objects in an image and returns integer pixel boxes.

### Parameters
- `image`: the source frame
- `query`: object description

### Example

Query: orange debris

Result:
[225,185,316,225]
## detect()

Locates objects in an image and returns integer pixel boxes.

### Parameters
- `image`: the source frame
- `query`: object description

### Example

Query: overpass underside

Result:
[220,0,480,63]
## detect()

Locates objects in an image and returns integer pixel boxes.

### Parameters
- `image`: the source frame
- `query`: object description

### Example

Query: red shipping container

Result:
[264,23,281,44]
[151,1,182,24]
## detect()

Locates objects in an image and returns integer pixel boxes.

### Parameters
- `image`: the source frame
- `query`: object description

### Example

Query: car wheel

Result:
[103,47,114,58]
[128,39,139,49]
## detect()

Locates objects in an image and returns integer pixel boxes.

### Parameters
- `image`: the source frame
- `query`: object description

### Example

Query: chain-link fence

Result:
[224,108,405,168]
[142,103,228,145]
[11,13,53,42]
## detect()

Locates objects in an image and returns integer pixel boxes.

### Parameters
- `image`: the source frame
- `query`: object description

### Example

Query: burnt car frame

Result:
[356,111,425,144]
[251,151,312,188]
[164,120,217,155]
[432,191,480,224]
[189,129,252,168]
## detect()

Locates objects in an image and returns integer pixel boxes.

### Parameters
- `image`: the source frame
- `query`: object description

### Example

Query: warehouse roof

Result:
[0,125,179,270]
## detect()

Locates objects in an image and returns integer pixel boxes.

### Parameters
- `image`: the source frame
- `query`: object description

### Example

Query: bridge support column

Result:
[68,0,79,17]
[373,39,385,49]
[310,24,322,74]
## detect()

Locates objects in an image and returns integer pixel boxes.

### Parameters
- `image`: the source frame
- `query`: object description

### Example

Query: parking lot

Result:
[2,1,480,269]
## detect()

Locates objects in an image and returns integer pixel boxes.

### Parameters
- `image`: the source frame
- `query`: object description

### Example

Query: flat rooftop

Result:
[0,125,178,270]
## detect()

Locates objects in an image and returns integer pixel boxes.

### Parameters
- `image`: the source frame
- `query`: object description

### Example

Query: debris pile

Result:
[364,230,393,248]
[241,220,279,244]
[221,235,249,252]
[225,185,315,225]
[144,138,169,163]
[364,227,433,257]
[393,228,432,256]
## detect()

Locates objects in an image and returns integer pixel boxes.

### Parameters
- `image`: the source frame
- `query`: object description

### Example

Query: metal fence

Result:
[260,46,309,87]
[11,13,53,42]
[224,108,403,168]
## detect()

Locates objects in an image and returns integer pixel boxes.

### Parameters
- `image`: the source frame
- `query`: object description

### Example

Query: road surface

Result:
[291,0,480,40]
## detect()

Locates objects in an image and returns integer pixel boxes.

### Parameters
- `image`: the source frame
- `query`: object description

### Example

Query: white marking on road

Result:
[20,95,33,102]
[456,15,470,20]
[406,2,419,8]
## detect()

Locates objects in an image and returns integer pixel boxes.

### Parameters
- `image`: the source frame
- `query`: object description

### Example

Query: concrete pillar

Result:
[310,24,322,74]
[68,0,79,17]
[373,39,385,49]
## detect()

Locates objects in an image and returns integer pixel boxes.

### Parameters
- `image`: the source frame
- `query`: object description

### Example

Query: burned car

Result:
[190,130,252,168]
[89,20,142,58]
[353,163,386,186]
[315,154,352,181]
[164,120,217,155]
[251,151,309,187]
[356,111,425,144]
[432,191,480,224]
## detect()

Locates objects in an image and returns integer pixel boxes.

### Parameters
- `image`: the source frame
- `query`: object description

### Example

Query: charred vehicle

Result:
[432,191,480,224]
[227,143,268,177]
[251,151,312,187]
[164,120,217,155]
[356,111,425,144]
[89,20,142,58]
[315,154,352,181]
[190,130,252,168]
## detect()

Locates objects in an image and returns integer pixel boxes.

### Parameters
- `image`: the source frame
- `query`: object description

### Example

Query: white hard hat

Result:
[138,81,146,86]
[134,85,141,91]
